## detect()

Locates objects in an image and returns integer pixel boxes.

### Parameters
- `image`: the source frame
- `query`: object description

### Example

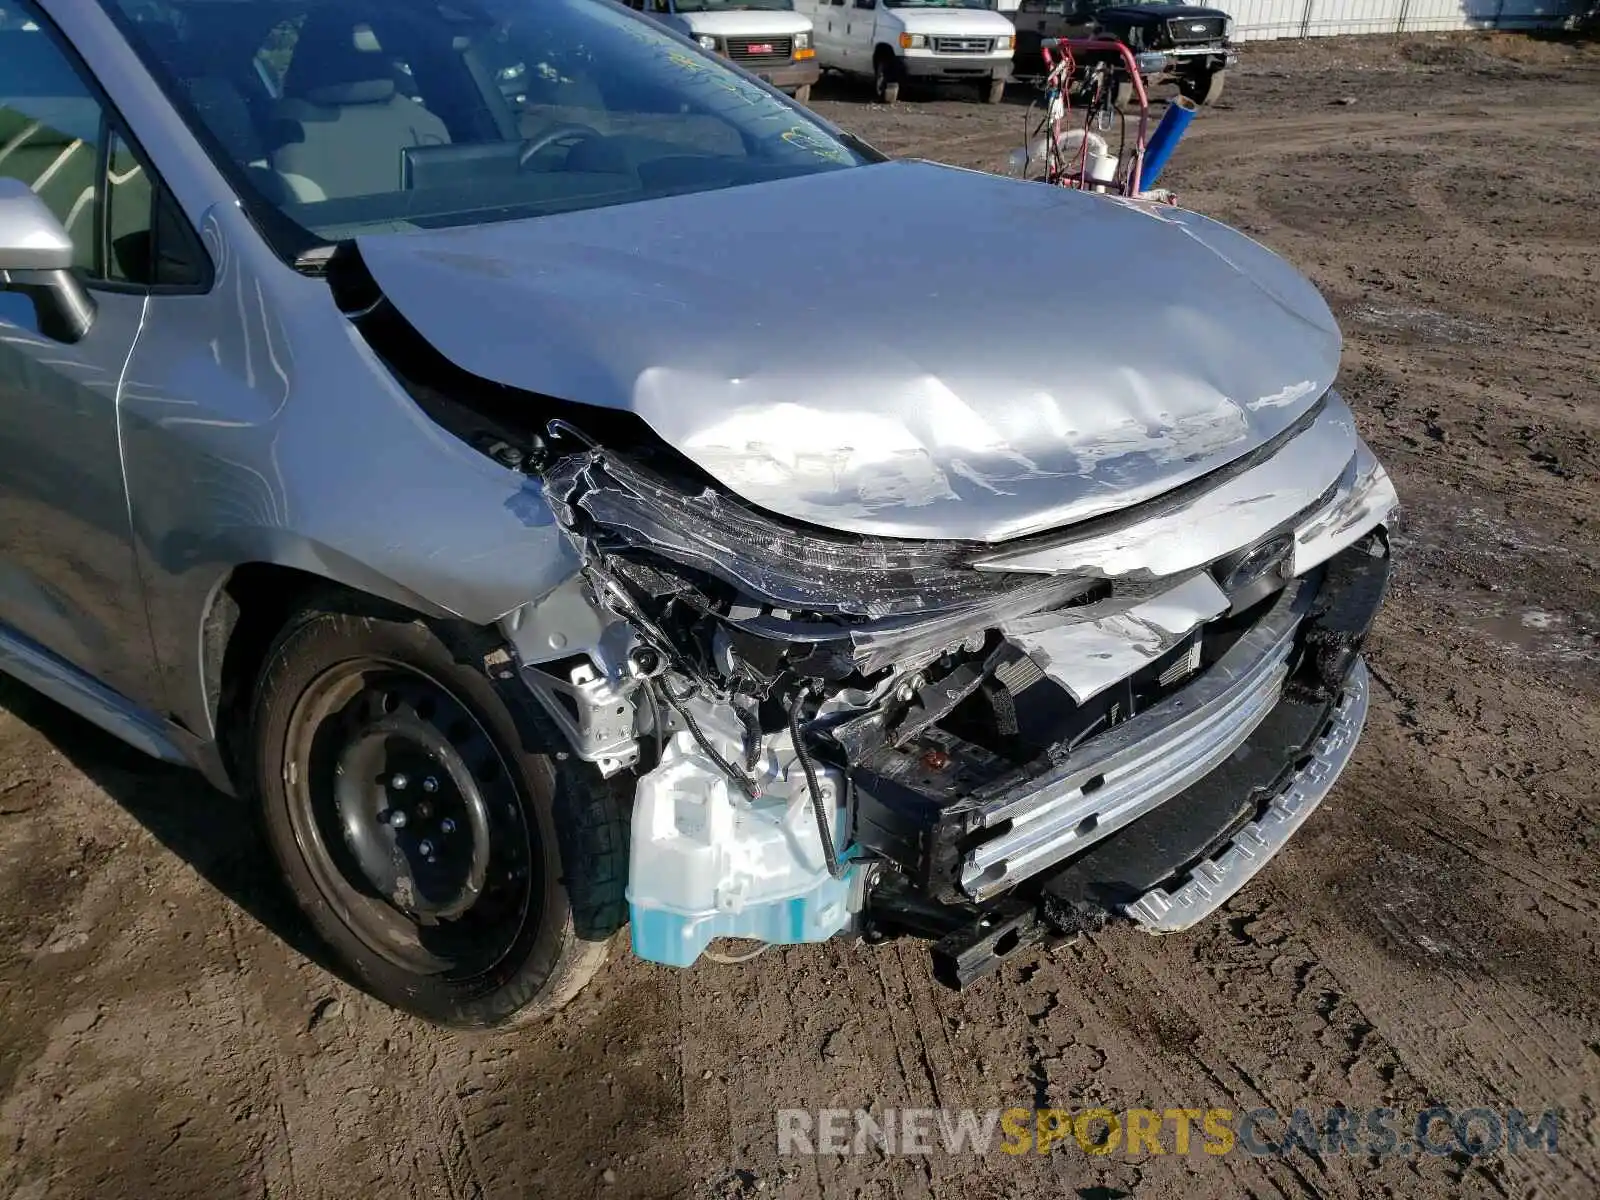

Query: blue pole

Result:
[1140,96,1199,192]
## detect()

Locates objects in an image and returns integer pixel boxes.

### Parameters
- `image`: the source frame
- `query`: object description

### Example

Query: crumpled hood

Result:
[357,160,1341,543]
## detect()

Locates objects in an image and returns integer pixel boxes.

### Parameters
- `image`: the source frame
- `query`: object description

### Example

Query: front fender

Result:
[120,205,580,741]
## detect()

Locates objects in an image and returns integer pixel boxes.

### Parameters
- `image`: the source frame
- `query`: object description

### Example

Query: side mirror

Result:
[0,178,95,343]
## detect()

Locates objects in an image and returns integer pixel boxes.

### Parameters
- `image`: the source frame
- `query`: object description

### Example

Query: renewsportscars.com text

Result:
[777,1106,1561,1159]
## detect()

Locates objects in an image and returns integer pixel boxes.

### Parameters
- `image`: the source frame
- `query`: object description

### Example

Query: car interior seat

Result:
[270,16,451,201]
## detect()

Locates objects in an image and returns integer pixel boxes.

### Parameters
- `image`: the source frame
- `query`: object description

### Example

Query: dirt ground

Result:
[3,30,1599,1200]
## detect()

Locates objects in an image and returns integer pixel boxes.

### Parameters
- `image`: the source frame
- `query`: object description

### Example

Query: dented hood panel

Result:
[357,161,1341,543]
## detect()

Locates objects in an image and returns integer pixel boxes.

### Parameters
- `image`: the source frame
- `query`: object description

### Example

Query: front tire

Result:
[1177,66,1225,106]
[875,55,901,104]
[250,607,626,1028]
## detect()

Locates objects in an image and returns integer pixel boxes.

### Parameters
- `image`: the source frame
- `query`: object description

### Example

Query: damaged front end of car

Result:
[326,157,1399,987]
[493,393,1397,987]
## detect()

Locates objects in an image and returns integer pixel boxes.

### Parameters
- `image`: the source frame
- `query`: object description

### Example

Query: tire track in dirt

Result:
[448,957,698,1198]
[1059,915,1477,1199]
[208,881,492,1200]
[164,791,495,1199]
[861,946,941,1196]
[216,903,304,1197]
[1390,802,1597,924]
[889,941,1002,1194]
[1264,717,1600,1197]
[1280,901,1599,1198]
[0,760,274,1198]
[1030,939,1332,1198]
[1186,102,1598,152]
[406,1030,491,1200]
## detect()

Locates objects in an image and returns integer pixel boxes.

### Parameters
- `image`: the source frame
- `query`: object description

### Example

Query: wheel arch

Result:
[192,554,466,792]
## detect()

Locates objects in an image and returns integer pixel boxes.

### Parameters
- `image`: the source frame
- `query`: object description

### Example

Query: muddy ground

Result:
[3,30,1599,1200]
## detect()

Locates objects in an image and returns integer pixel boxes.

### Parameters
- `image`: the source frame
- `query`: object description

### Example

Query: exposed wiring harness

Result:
[639,682,668,768]
[654,676,852,883]
[787,686,850,881]
[655,677,762,800]
[569,513,856,881]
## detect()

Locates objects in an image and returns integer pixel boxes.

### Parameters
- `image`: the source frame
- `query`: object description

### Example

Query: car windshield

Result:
[100,0,866,256]
[883,0,989,9]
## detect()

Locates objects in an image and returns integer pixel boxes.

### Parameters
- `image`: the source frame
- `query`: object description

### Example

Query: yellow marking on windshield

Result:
[780,126,853,163]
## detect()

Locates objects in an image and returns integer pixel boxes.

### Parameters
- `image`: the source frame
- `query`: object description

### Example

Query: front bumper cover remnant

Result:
[858,536,1390,987]
[1125,658,1370,931]
[960,578,1312,903]
[750,61,821,91]
[901,53,1015,80]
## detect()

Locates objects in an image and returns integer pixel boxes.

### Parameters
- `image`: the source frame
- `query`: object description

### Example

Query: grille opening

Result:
[931,36,992,54]
[726,36,793,63]
[1166,16,1226,42]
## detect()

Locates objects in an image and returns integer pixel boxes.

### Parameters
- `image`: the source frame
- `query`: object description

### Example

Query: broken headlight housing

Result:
[544,451,1036,620]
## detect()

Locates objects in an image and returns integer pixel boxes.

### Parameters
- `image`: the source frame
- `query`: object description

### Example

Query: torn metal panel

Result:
[1002,573,1231,704]
[840,574,1103,677]
[1291,438,1399,576]
[357,160,1342,543]
[968,392,1358,580]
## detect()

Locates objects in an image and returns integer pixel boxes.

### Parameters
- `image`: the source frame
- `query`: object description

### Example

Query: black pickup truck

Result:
[1011,0,1236,105]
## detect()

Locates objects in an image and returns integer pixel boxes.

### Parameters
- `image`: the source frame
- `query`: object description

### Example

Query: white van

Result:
[631,0,822,101]
[796,0,1016,103]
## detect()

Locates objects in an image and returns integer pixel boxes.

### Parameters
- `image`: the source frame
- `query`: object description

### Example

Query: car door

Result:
[0,0,202,707]
[844,0,877,72]
[1013,0,1048,61]
[810,0,844,66]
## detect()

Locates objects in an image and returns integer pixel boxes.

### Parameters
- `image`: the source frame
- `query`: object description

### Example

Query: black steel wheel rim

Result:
[282,659,540,979]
